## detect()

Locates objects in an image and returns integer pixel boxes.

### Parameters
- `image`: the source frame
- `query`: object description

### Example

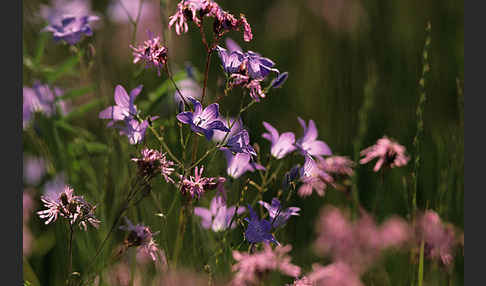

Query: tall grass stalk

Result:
[411,21,431,214]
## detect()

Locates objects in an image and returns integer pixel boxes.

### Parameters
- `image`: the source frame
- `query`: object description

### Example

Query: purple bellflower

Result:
[99,85,156,144]
[223,129,257,157]
[262,121,296,159]
[296,117,332,160]
[23,82,67,129]
[176,97,230,140]
[44,15,99,45]
[99,84,141,124]
[194,195,246,232]
[223,150,264,179]
[244,205,279,245]
[23,155,46,186]
[258,198,300,228]
[212,117,243,143]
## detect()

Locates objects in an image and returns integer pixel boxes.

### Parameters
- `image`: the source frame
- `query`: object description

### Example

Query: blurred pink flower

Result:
[120,217,161,262]
[314,206,410,274]
[360,136,409,172]
[231,244,301,285]
[307,262,363,286]
[415,210,461,266]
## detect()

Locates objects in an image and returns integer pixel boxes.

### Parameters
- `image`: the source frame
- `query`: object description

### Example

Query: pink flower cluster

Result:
[169,0,253,42]
[231,244,301,285]
[313,206,410,274]
[360,136,410,172]
[178,166,225,200]
[131,148,175,183]
[120,217,161,262]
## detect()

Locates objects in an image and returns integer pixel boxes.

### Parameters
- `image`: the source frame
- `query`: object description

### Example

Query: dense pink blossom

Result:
[360,136,409,172]
[231,244,301,285]
[131,148,175,182]
[130,31,168,76]
[120,217,161,262]
[415,210,461,266]
[178,166,224,200]
[314,206,410,274]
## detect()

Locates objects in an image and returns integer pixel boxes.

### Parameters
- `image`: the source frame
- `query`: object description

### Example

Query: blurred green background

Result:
[23,0,463,285]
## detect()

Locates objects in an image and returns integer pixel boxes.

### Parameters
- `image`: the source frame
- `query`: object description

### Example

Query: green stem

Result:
[418,239,425,286]
[147,124,182,167]
[172,203,187,267]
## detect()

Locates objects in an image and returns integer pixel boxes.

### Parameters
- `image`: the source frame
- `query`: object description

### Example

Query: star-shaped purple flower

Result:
[296,117,332,160]
[99,84,142,125]
[224,129,257,157]
[176,97,230,140]
[99,84,157,144]
[194,195,246,232]
[215,46,279,80]
[244,205,279,245]
[258,198,300,228]
[44,15,99,45]
[262,121,296,159]
[223,150,265,179]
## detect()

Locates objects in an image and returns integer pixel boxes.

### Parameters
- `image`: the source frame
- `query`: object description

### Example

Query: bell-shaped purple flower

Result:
[296,117,332,160]
[224,150,264,179]
[262,121,296,159]
[44,15,99,45]
[244,205,279,245]
[258,198,300,228]
[224,129,257,157]
[194,195,246,232]
[99,84,142,124]
[176,97,230,140]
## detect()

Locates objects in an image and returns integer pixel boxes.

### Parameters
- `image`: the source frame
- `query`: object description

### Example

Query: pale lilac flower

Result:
[178,166,223,200]
[212,117,243,143]
[306,262,363,286]
[23,82,67,129]
[298,156,334,197]
[37,185,100,230]
[244,205,278,245]
[231,244,300,286]
[131,148,175,182]
[360,136,410,172]
[415,210,460,266]
[314,206,410,274]
[99,84,142,124]
[99,85,156,144]
[120,217,161,261]
[23,155,46,186]
[262,121,296,159]
[44,15,99,45]
[258,198,300,228]
[224,150,265,179]
[194,195,246,232]
[173,78,202,106]
[40,0,92,24]
[296,117,332,160]
[223,129,257,157]
[119,117,157,145]
[225,37,242,53]
[130,31,168,76]
[176,97,230,140]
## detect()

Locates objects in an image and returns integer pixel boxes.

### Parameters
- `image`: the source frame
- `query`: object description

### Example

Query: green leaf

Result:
[34,32,49,66]
[46,54,80,83]
[57,85,95,101]
[55,120,96,140]
[23,257,40,286]
[84,142,109,154]
[63,97,104,121]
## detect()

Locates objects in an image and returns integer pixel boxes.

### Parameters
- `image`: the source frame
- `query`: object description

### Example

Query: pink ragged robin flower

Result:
[360,136,409,172]
[130,31,168,76]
